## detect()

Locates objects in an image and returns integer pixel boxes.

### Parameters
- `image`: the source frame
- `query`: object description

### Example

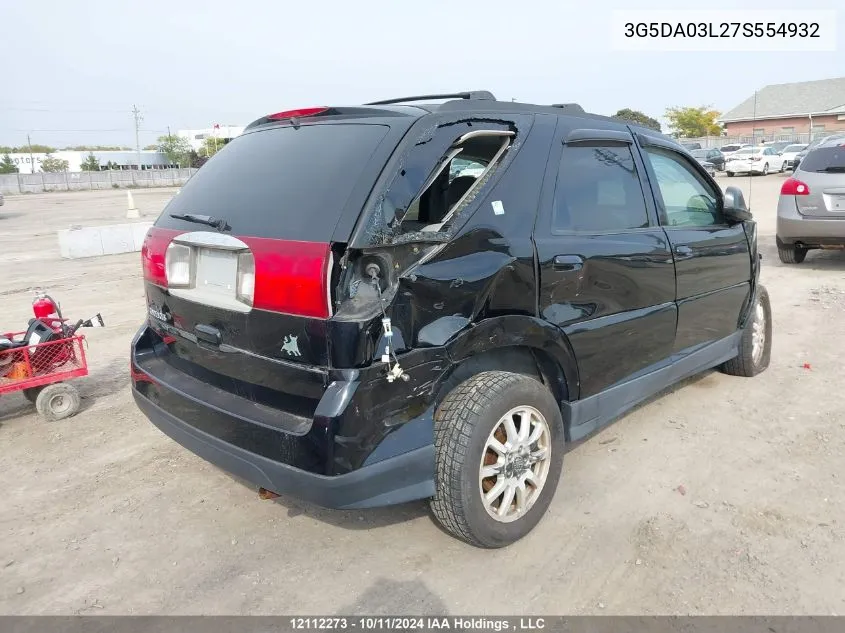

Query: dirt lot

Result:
[2,178,845,616]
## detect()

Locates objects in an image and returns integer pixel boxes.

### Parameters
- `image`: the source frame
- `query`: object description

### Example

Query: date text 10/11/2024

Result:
[290,617,547,631]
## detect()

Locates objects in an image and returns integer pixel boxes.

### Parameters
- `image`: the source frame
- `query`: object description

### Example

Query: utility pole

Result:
[132,104,143,170]
[27,133,35,174]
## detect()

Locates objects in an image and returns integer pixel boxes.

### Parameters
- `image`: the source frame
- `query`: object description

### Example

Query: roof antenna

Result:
[748,89,757,211]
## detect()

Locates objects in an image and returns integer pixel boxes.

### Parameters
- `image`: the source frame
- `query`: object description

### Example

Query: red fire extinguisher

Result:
[32,290,64,333]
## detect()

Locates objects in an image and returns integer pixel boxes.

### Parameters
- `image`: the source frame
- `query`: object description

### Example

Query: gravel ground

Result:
[1,176,845,615]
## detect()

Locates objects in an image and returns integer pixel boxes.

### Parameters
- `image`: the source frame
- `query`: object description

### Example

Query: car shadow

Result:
[760,240,845,271]
[334,577,450,615]
[0,212,25,221]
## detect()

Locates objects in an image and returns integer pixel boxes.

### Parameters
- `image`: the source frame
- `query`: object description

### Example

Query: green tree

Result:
[41,154,70,173]
[202,136,229,158]
[157,134,192,167]
[0,153,19,174]
[613,108,662,132]
[0,144,56,154]
[664,106,722,137]
[80,153,101,171]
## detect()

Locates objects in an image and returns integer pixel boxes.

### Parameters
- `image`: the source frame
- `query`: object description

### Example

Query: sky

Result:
[1,0,843,150]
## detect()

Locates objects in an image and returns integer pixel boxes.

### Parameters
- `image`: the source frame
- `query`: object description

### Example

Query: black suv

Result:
[131,92,771,548]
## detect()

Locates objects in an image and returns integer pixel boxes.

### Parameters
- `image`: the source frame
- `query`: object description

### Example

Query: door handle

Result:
[674,245,693,258]
[553,255,584,272]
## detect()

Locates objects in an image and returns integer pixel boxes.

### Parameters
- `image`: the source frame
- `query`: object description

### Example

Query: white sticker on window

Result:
[491,200,505,216]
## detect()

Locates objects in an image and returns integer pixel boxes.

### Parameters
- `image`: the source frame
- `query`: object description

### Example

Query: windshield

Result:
[721,145,739,152]
[784,145,806,152]
[690,149,707,158]
[155,123,390,241]
[734,149,757,156]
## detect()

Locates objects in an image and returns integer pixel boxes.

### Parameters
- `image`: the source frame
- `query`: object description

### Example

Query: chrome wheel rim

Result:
[751,300,766,365]
[49,394,71,415]
[479,405,551,523]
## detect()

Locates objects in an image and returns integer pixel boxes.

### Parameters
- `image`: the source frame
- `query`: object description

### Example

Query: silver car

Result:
[777,138,845,263]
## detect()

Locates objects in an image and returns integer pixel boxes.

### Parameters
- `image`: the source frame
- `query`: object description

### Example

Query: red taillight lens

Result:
[781,178,810,196]
[266,107,329,120]
[241,237,332,319]
[141,227,183,287]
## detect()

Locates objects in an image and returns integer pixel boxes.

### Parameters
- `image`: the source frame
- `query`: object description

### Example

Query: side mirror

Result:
[723,186,752,223]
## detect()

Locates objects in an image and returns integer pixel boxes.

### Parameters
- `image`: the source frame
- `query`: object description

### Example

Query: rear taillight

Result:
[781,178,810,196]
[165,242,193,288]
[241,237,332,319]
[236,251,255,307]
[142,228,332,319]
[141,227,183,287]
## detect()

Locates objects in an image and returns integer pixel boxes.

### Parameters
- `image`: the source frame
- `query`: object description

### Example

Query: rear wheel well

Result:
[435,346,569,422]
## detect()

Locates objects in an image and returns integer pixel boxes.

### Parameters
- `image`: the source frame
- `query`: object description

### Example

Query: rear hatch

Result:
[140,116,408,411]
[792,145,845,217]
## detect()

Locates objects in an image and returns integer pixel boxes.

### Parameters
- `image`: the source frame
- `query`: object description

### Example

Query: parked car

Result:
[779,144,808,171]
[681,141,702,150]
[690,148,725,171]
[694,158,717,177]
[725,146,784,176]
[792,133,845,171]
[0,191,4,207]
[777,137,845,264]
[719,143,752,157]
[131,92,771,548]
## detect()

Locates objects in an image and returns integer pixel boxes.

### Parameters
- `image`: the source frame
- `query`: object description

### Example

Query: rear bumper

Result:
[130,324,441,508]
[777,196,845,245]
[133,388,434,509]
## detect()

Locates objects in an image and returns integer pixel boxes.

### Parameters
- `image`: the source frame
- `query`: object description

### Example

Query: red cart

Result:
[0,329,88,421]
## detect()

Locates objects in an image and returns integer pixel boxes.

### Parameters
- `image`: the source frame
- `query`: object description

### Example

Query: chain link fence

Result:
[0,168,198,195]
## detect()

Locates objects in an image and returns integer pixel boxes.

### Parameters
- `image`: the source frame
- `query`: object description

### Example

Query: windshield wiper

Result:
[817,166,845,173]
[169,213,231,232]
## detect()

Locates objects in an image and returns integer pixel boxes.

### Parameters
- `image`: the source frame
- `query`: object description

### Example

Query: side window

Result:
[553,143,649,232]
[644,148,723,227]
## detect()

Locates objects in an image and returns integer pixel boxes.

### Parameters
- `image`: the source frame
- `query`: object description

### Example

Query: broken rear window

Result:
[354,118,521,246]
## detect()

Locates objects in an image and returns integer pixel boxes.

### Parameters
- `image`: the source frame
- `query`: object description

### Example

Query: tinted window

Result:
[799,146,845,172]
[645,148,723,227]
[157,124,390,241]
[553,143,648,232]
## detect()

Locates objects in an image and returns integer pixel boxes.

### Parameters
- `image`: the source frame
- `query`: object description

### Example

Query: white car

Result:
[719,143,753,158]
[725,146,784,176]
[779,143,808,171]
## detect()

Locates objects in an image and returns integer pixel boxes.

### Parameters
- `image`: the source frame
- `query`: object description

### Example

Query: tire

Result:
[35,383,81,421]
[727,171,735,177]
[762,163,769,176]
[722,285,772,378]
[777,243,807,264]
[430,371,564,548]
[782,161,788,172]
[23,386,44,404]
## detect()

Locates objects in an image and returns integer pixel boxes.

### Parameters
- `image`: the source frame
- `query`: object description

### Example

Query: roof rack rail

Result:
[551,103,585,113]
[366,91,497,106]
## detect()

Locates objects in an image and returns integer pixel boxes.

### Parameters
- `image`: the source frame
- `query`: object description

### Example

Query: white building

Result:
[5,150,173,174]
[177,125,245,151]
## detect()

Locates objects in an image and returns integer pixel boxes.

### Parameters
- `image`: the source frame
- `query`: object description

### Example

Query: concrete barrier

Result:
[58,222,153,259]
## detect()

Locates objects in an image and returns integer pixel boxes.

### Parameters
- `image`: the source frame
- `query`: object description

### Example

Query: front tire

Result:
[762,163,770,176]
[782,161,788,172]
[727,171,735,177]
[722,286,772,377]
[430,371,564,548]
[777,242,807,264]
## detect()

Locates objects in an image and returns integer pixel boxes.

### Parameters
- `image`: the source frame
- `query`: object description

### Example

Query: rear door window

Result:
[156,124,390,241]
[553,143,649,232]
